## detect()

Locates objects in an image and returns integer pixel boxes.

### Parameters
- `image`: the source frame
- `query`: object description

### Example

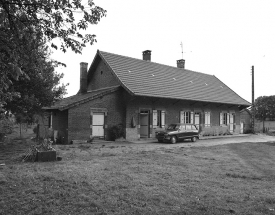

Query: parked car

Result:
[155,123,199,143]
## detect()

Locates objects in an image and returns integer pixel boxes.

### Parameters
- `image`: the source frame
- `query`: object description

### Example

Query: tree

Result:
[254,96,275,132]
[0,0,106,107]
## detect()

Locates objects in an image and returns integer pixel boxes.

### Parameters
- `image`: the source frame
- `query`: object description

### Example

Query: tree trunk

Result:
[263,119,265,133]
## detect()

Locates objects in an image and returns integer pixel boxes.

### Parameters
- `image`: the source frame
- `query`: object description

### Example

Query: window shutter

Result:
[190,112,194,124]
[227,113,230,125]
[161,111,165,128]
[208,112,211,125]
[153,110,157,128]
[180,111,184,123]
[220,113,223,125]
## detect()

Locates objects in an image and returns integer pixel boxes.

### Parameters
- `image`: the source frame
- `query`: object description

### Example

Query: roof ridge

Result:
[98,50,213,77]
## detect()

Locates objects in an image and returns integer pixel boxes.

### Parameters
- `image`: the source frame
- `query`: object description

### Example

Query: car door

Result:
[177,125,185,140]
[191,125,198,136]
[185,125,192,137]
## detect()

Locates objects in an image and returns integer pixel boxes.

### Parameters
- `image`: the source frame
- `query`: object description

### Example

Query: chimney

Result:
[177,59,185,69]
[142,50,151,61]
[79,62,88,94]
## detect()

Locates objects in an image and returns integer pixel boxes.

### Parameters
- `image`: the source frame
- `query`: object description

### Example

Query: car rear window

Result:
[192,125,198,130]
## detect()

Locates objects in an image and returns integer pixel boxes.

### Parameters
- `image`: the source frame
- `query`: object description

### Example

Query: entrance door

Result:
[229,113,235,133]
[92,113,104,138]
[240,122,244,134]
[140,111,149,138]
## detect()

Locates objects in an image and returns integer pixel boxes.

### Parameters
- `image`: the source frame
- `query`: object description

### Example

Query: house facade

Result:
[43,50,251,143]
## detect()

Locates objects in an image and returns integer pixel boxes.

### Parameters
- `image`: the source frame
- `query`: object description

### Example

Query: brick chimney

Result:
[177,59,185,69]
[79,62,88,94]
[142,50,151,61]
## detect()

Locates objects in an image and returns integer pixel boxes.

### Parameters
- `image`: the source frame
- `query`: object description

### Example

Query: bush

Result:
[0,118,13,134]
[109,124,124,141]
[244,128,253,134]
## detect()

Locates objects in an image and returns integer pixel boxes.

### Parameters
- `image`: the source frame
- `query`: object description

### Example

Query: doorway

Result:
[91,112,105,138]
[140,110,150,138]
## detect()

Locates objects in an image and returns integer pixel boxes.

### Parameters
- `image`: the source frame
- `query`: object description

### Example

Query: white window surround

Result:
[153,110,165,128]
[180,111,194,124]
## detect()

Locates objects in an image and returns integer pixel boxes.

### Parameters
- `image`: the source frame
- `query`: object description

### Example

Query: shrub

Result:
[109,124,124,141]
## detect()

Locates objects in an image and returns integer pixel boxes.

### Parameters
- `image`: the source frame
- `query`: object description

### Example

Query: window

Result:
[220,112,229,125]
[153,110,165,128]
[186,125,192,130]
[204,112,211,127]
[180,111,194,124]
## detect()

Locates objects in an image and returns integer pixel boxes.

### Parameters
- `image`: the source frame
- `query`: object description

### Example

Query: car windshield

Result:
[167,124,180,130]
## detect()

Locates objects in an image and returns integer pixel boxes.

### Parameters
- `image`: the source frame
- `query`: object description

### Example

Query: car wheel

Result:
[158,139,163,143]
[171,136,177,144]
[191,136,197,142]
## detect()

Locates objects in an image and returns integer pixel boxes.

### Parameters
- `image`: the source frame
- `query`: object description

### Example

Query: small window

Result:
[153,110,165,128]
[180,111,194,124]
[220,112,229,125]
[223,113,228,125]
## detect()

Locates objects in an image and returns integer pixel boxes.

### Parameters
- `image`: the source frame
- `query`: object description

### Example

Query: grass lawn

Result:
[1,138,275,215]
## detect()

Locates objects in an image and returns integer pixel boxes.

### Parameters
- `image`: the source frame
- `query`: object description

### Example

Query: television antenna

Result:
[180,42,183,59]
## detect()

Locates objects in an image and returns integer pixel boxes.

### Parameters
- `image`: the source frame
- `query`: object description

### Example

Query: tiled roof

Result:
[98,50,251,106]
[43,86,120,111]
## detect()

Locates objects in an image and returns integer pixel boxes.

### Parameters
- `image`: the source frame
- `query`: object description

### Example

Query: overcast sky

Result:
[51,0,275,103]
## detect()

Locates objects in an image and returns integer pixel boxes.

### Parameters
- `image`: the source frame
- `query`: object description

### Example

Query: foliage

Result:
[0,0,106,54]
[109,124,125,141]
[0,0,106,108]
[254,96,275,121]
[0,117,13,141]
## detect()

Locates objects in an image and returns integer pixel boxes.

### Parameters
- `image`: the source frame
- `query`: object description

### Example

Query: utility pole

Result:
[251,66,255,133]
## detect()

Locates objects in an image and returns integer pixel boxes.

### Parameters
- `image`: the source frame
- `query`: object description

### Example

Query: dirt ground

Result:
[92,134,275,150]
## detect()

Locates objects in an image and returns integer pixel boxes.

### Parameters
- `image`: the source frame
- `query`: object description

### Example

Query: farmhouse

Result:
[43,50,251,143]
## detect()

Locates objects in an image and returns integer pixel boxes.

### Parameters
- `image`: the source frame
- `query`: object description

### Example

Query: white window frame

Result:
[220,112,229,125]
[153,110,165,128]
[180,111,194,124]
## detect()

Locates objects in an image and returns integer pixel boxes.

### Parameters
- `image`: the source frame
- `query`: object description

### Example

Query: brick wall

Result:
[87,60,120,91]
[68,89,126,142]
[125,96,241,140]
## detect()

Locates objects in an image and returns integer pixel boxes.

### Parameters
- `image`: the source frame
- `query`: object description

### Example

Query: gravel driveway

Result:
[109,134,275,150]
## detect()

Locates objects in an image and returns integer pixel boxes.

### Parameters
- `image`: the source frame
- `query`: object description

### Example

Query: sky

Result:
[51,0,275,103]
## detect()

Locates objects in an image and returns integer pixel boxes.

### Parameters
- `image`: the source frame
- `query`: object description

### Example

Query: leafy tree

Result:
[254,95,275,132]
[0,0,106,107]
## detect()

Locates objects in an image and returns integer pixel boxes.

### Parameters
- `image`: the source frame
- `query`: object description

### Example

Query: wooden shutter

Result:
[190,112,194,124]
[153,110,157,128]
[227,113,230,125]
[161,111,165,128]
[180,111,184,123]
[220,113,223,125]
